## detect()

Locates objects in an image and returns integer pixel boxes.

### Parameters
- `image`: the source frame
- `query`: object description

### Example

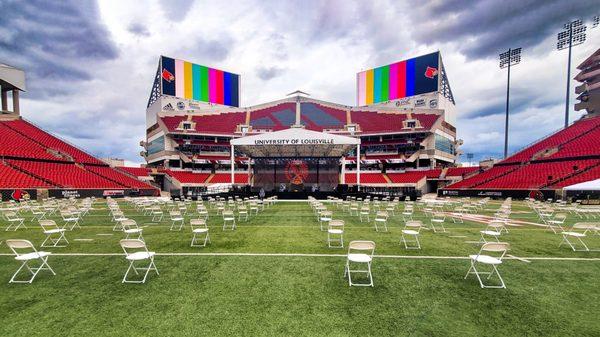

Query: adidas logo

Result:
[163,103,174,111]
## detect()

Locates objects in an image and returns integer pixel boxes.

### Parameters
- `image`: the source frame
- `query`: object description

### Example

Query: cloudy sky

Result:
[1,0,598,165]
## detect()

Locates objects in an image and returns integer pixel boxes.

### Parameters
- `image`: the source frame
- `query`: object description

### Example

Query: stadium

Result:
[1,6,600,337]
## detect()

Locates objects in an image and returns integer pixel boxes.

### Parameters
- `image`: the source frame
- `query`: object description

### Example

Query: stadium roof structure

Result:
[230,127,360,158]
[0,63,26,91]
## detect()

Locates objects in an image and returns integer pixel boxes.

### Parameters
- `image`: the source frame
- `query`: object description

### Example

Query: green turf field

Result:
[0,198,599,336]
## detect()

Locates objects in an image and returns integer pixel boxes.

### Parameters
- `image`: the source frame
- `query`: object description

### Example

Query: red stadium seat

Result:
[0,162,53,188]
[2,120,104,164]
[9,160,123,189]
[85,166,155,189]
[165,170,211,184]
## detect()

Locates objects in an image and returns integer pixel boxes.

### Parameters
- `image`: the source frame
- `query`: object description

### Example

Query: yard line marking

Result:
[0,252,597,261]
[448,235,467,238]
[507,254,531,263]
[96,233,113,236]
[74,239,94,242]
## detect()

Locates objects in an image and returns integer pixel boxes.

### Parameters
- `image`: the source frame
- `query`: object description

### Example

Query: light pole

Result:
[557,19,587,128]
[499,48,521,158]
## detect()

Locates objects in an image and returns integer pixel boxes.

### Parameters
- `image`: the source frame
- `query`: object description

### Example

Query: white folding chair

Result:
[401,207,413,222]
[30,206,46,222]
[373,211,388,232]
[249,202,259,215]
[4,211,25,231]
[327,220,344,248]
[39,220,68,247]
[222,210,236,230]
[238,205,249,221]
[430,213,447,233]
[451,207,465,223]
[344,240,375,287]
[349,202,359,216]
[112,210,127,231]
[319,210,333,231]
[359,206,370,222]
[119,239,158,284]
[5,239,55,283]
[169,211,185,231]
[60,210,80,230]
[151,206,164,222]
[385,202,396,216]
[547,213,567,234]
[190,219,210,247]
[464,242,509,289]
[479,221,505,243]
[122,219,144,241]
[401,220,423,249]
[560,223,598,251]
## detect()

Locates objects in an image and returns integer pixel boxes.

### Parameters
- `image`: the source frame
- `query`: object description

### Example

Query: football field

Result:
[1,199,599,336]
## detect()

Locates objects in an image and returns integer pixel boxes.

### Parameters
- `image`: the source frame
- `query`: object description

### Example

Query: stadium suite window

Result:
[147,136,165,155]
[435,134,454,155]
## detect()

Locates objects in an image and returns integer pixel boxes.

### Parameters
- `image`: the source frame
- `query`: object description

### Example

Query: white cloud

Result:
[7,0,599,165]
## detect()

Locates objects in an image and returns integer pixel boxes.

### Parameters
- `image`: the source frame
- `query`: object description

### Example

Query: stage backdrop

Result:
[357,51,439,106]
[160,56,240,107]
[253,157,339,192]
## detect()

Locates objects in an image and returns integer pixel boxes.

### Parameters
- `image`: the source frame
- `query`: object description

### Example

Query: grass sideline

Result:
[0,199,599,336]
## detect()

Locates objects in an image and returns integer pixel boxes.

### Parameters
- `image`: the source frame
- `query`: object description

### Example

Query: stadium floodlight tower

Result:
[557,19,587,128]
[499,47,521,158]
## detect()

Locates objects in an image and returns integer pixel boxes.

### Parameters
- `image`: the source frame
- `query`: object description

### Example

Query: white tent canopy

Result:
[230,127,360,158]
[563,178,600,191]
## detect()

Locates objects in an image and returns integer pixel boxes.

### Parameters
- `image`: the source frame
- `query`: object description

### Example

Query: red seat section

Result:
[0,162,53,188]
[209,173,248,184]
[0,123,57,160]
[249,103,296,130]
[9,160,122,189]
[387,171,428,184]
[116,166,151,177]
[162,112,246,134]
[550,126,600,159]
[350,111,439,134]
[446,167,479,177]
[551,164,600,188]
[2,119,103,164]
[85,166,155,189]
[446,165,517,189]
[345,173,387,184]
[502,116,600,164]
[166,171,210,184]
[477,160,599,190]
[424,169,442,178]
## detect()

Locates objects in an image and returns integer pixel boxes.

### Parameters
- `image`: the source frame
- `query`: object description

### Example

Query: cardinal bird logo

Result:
[11,189,29,201]
[424,66,438,79]
[162,68,175,82]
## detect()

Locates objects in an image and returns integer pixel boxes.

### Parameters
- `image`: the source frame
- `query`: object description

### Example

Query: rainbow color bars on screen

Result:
[357,52,440,106]
[160,56,240,107]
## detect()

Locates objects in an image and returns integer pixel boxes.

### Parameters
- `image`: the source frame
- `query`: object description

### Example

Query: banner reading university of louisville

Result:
[160,56,240,107]
[357,51,440,106]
